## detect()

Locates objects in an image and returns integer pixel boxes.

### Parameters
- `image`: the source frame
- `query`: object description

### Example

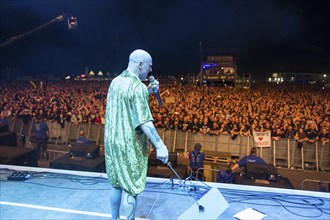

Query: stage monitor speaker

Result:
[148,151,177,167]
[0,146,37,167]
[178,187,229,219]
[50,154,105,173]
[245,163,278,181]
[69,143,100,159]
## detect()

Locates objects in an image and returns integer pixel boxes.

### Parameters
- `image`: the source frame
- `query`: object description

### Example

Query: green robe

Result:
[104,70,153,195]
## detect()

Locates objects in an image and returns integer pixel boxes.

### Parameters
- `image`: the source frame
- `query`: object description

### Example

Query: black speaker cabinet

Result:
[148,151,177,167]
[0,131,17,147]
[69,143,100,159]
[50,154,105,173]
[245,163,278,181]
[0,146,37,167]
[0,124,9,133]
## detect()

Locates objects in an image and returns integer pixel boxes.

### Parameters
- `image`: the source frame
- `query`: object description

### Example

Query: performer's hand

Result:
[151,79,159,92]
[156,143,168,164]
[148,76,159,94]
[150,80,159,93]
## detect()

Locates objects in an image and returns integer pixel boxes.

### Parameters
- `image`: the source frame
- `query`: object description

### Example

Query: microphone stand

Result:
[148,133,205,212]
[166,162,205,213]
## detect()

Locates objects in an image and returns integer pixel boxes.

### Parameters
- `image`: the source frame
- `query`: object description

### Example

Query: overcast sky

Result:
[0,0,329,79]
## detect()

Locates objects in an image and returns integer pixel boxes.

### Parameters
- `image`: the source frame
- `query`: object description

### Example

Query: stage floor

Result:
[0,165,329,220]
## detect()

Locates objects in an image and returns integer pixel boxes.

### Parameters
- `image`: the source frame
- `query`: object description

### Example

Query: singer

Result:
[104,49,168,220]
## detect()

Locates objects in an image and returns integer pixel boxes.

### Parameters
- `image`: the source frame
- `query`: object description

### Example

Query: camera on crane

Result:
[68,16,78,30]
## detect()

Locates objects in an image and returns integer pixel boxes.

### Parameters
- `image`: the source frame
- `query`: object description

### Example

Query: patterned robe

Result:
[104,70,153,195]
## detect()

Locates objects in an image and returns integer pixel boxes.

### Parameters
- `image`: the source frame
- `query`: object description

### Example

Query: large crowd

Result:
[0,80,329,145]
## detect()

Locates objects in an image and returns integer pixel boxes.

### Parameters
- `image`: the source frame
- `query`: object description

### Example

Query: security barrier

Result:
[7,117,330,172]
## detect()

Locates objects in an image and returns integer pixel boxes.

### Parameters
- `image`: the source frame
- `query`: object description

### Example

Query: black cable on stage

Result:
[222,188,329,205]
[226,198,329,212]
[32,172,108,185]
[145,178,209,198]
[146,178,177,188]
[223,190,329,208]
[0,179,112,190]
[2,179,178,193]
[220,188,330,218]
[222,189,329,207]
[225,198,328,218]
[3,169,329,218]
[2,171,196,195]
[0,168,21,173]
[1,170,110,189]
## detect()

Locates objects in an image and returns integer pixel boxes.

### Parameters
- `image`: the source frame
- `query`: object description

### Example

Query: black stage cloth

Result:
[50,154,105,173]
[0,132,17,147]
[0,146,37,167]
[147,164,188,179]
[233,173,294,189]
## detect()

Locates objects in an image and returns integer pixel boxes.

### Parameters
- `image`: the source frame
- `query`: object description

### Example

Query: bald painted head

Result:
[127,49,153,80]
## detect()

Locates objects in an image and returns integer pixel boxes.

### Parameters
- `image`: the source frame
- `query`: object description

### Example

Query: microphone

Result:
[149,76,163,106]
[154,91,163,107]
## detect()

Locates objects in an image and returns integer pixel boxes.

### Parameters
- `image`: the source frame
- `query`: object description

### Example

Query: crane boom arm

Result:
[0,14,68,48]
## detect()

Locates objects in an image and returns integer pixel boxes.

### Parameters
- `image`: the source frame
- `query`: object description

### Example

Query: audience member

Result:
[199,118,211,135]
[305,122,319,143]
[319,127,329,146]
[75,130,91,144]
[295,128,308,149]
[191,118,200,134]
[229,123,240,140]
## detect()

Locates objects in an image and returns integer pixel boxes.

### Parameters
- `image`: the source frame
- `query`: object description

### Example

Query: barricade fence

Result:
[7,117,330,172]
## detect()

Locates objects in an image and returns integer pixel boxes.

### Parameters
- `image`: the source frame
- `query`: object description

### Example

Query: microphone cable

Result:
[167,162,205,213]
